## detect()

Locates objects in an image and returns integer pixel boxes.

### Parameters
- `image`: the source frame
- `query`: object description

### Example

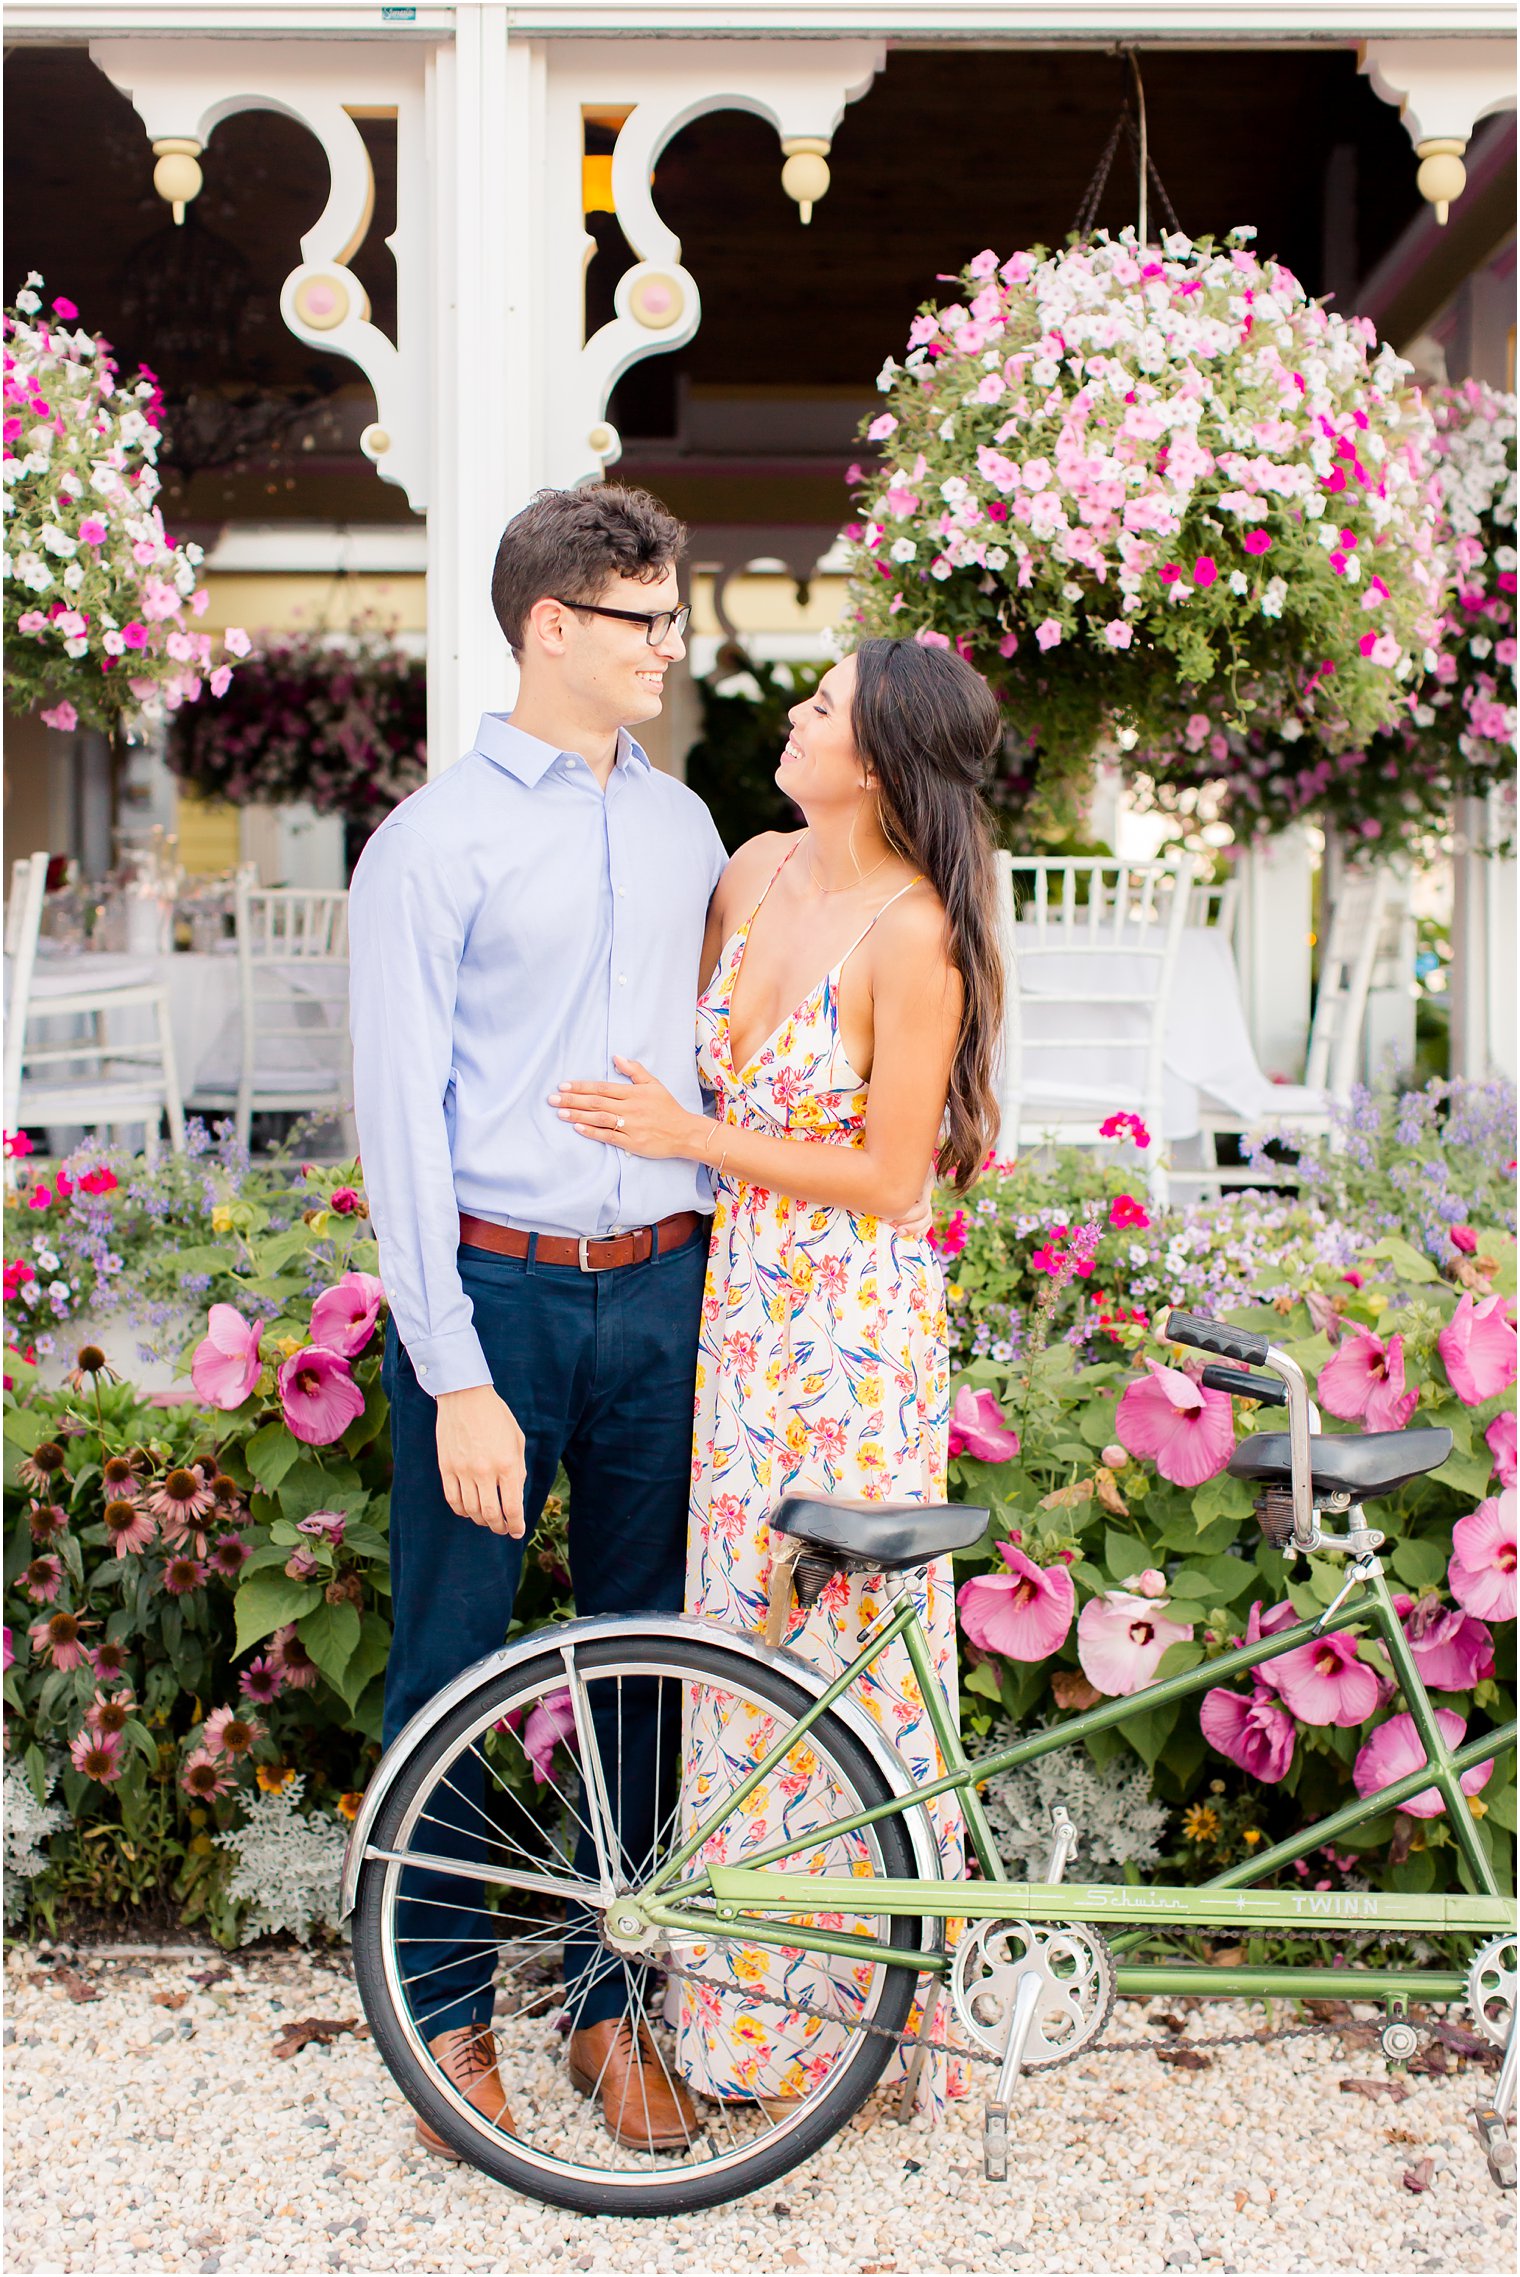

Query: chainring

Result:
[1467,1933,1517,2051]
[950,1917,1117,2070]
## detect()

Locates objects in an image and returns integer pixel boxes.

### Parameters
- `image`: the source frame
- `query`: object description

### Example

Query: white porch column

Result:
[1235,828,1314,1081]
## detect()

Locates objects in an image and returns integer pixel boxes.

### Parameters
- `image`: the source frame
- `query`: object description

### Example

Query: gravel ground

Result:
[3,1946,1513,2277]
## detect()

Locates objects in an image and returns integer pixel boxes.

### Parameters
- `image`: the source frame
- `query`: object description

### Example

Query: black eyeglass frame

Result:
[550,597,691,646]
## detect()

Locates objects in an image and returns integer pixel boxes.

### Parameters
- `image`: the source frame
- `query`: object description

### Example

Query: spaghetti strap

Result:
[743,837,805,931]
[837,874,925,969]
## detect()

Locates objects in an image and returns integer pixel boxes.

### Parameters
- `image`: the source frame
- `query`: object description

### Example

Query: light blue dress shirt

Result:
[348,713,728,1396]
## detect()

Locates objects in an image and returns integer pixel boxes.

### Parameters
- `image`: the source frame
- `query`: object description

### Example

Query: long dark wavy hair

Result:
[849,637,1005,1192]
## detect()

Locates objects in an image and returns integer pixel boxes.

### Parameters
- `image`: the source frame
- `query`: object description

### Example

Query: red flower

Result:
[1108,1193,1150,1230]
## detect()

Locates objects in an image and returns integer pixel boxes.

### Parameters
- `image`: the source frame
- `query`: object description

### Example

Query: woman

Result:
[550,635,1004,2108]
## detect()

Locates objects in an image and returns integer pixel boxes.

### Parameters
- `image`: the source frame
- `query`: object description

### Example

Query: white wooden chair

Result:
[187,879,351,1149]
[996,854,1193,1202]
[1186,876,1241,948]
[3,850,185,1162]
[1177,863,1392,1189]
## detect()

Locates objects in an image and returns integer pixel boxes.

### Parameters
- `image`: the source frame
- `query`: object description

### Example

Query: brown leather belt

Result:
[459,1209,702,1273]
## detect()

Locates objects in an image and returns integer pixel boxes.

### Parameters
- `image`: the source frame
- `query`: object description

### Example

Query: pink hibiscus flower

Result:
[310,1271,386,1359]
[1270,1631,1381,1727]
[189,1305,264,1410]
[1316,1330,1417,1431]
[1199,1680,1296,1782]
[1447,1488,1517,1622]
[1395,1594,1495,1690]
[277,1345,365,1445]
[523,1690,579,1784]
[1436,1294,1517,1407]
[1485,1410,1516,1490]
[956,1543,1075,1661]
[1352,1708,1493,1819]
[1077,1591,1193,1697]
[948,1386,1020,1463]
[1114,1361,1234,1487]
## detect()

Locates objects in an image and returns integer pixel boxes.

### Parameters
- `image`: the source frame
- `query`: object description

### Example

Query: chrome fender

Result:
[340,1610,948,1931]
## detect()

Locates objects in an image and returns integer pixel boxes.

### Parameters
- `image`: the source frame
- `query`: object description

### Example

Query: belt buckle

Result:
[577,1236,609,1274]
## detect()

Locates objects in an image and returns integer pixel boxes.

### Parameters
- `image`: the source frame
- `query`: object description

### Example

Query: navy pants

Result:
[382,1227,706,2035]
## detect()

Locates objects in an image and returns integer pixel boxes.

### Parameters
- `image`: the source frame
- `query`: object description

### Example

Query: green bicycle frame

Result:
[639,1560,1516,2006]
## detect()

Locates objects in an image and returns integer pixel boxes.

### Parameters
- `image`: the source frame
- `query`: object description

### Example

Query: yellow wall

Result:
[199,571,426,638]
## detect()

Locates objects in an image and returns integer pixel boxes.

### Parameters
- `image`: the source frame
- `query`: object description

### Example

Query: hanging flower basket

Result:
[169,619,426,821]
[3,275,246,733]
[843,228,1446,822]
[1126,381,1516,857]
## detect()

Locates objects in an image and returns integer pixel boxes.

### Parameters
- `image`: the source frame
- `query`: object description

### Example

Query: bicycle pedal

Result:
[982,2102,1009,2183]
[1472,2106,1515,2191]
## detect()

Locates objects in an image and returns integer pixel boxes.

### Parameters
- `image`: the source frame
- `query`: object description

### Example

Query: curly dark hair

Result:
[490,484,686,652]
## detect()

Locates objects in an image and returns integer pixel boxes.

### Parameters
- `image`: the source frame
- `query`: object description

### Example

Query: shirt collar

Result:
[473,713,652,785]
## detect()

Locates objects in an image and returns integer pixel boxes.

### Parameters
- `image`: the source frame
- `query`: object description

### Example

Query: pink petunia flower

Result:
[1437,1294,1517,1407]
[957,1543,1075,1662]
[40,700,78,733]
[1077,1591,1193,1697]
[1396,1594,1494,1690]
[1353,1708,1493,1819]
[1448,1488,1517,1623]
[190,1305,264,1410]
[277,1345,365,1445]
[948,1386,1020,1463]
[1115,1361,1235,1487]
[1242,529,1273,556]
[1485,1410,1516,1490]
[1035,620,1063,651]
[78,517,107,545]
[1317,1330,1418,1432]
[1193,555,1218,587]
[523,1690,579,1784]
[1270,1631,1381,1726]
[1199,1680,1295,1782]
[309,1271,385,1359]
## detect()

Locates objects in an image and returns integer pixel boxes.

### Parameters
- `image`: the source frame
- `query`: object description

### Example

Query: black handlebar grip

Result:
[1200,1365,1287,1407]
[1161,1308,1271,1367]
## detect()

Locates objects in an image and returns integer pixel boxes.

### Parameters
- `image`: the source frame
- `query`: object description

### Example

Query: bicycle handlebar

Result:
[1160,1308,1271,1367]
[1200,1365,1287,1408]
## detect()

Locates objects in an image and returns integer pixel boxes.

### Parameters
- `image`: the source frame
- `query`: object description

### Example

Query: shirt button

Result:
[618,974,627,985]
[418,1363,428,1378]
[617,886,628,898]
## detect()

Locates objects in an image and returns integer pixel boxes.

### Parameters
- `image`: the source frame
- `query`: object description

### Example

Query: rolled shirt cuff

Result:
[403,1326,493,1398]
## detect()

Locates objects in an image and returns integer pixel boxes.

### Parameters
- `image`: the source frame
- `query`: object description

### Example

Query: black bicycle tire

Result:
[352,1625,929,2217]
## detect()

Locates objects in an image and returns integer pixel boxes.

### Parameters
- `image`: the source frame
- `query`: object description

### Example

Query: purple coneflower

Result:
[209,1472,246,1519]
[17,1441,69,1494]
[145,1464,216,1551]
[207,1533,251,1579]
[203,1705,262,1759]
[21,1554,64,1604]
[238,1655,285,1705]
[85,1688,136,1738]
[27,1500,68,1543]
[180,1748,234,1801]
[102,1498,156,1558]
[267,1622,319,1689]
[160,1555,207,1597]
[101,1453,144,1497]
[70,1727,125,1784]
[88,1639,131,1682]
[65,1343,120,1390]
[28,1607,95,1670]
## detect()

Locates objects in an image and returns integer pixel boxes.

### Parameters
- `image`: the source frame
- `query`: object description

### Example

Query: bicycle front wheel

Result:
[351,1624,929,2216]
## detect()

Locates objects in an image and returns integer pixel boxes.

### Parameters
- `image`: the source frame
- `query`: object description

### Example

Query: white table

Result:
[13,947,348,1116]
[1013,922,1282,1142]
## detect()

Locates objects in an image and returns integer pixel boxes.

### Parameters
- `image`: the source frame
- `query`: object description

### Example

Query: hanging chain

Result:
[628,1921,1444,2071]
[1070,50,1183,245]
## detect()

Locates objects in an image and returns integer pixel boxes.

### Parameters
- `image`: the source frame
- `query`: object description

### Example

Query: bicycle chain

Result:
[629,1920,1446,2069]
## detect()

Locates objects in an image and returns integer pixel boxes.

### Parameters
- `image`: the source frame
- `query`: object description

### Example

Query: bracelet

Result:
[704,1120,732,1181]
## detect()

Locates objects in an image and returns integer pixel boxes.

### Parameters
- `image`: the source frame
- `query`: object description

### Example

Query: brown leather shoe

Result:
[568,2016,699,2151]
[415,2024,516,2160]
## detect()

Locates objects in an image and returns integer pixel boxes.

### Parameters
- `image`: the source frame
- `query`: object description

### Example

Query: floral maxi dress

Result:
[672,849,964,2109]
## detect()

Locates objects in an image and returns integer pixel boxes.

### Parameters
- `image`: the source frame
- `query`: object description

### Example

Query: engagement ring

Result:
[615,1116,625,1130]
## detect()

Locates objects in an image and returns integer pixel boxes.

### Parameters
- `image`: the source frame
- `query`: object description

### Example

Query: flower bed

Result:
[3,1088,1514,1938]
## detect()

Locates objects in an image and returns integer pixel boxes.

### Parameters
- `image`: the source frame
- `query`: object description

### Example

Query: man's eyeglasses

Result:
[552,598,691,647]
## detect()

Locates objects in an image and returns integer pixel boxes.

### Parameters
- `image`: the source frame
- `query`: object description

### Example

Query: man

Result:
[349,484,721,2155]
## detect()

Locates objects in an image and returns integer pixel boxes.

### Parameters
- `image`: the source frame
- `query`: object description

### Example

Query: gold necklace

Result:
[803,831,895,897]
